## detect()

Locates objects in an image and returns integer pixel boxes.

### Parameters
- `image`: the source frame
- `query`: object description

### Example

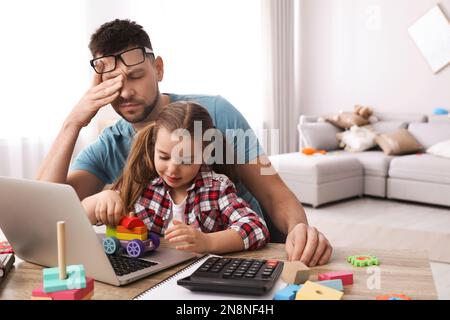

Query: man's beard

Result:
[115,90,160,124]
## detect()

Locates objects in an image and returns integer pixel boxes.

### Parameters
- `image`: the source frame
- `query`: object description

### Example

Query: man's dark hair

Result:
[89,19,152,56]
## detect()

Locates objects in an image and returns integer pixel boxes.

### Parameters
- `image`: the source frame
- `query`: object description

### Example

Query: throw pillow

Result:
[375,129,423,155]
[326,112,370,129]
[299,122,342,150]
[336,125,377,152]
[427,140,450,158]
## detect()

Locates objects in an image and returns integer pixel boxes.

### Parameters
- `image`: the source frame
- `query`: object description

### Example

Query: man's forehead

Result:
[94,45,140,58]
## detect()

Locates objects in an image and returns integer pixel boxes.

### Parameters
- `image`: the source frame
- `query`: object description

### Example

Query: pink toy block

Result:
[318,271,353,285]
[32,277,94,300]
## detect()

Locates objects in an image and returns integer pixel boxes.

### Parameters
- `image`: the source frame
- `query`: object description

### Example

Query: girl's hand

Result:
[82,190,125,226]
[164,220,211,253]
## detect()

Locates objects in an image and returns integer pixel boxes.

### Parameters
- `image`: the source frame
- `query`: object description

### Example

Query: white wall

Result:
[299,0,450,116]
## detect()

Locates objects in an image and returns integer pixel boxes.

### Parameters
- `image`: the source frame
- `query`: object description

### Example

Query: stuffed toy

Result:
[326,105,375,129]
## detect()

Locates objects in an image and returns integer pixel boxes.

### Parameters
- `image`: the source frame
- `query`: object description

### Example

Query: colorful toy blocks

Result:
[274,284,300,300]
[102,213,159,258]
[43,264,86,293]
[32,277,94,300]
[318,271,353,285]
[281,261,311,284]
[120,214,145,229]
[376,293,412,300]
[116,225,147,235]
[347,254,379,267]
[273,279,344,300]
[295,281,343,300]
[31,221,94,300]
[116,232,148,241]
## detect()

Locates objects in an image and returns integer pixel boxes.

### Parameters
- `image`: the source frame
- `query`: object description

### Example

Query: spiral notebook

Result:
[132,254,286,300]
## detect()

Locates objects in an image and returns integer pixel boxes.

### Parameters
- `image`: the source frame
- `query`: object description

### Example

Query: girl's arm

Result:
[165,220,244,254]
[204,229,244,254]
[218,180,270,250]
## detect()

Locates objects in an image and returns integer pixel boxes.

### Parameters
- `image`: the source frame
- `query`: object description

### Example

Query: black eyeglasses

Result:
[90,47,154,74]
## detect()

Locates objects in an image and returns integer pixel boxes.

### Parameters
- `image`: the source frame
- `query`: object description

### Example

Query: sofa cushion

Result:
[408,123,450,149]
[389,154,450,184]
[271,152,362,184]
[339,151,394,177]
[427,140,450,158]
[369,121,408,134]
[374,113,427,123]
[375,129,423,155]
[299,122,342,150]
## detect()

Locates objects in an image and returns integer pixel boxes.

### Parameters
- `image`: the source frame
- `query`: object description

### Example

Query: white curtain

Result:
[0,0,98,179]
[0,0,264,178]
[261,0,302,155]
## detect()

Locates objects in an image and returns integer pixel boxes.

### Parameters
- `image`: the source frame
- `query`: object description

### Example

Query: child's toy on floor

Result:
[31,221,94,300]
[295,280,343,300]
[103,212,160,258]
[281,261,310,284]
[301,147,327,156]
[347,254,379,267]
[376,293,412,300]
[318,270,353,285]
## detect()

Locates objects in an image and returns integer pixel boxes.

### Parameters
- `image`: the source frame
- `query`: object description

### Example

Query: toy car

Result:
[102,213,160,258]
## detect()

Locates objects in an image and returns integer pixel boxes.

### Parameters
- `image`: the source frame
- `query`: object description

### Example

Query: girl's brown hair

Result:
[112,101,237,212]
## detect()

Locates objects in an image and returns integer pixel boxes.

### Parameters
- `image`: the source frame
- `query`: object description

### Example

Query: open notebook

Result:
[133,254,286,300]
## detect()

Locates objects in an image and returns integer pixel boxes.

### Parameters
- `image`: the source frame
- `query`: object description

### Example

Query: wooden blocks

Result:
[116,232,148,241]
[32,221,94,300]
[32,277,94,300]
[318,271,353,285]
[274,279,344,300]
[376,293,412,300]
[295,281,343,300]
[120,216,145,229]
[106,226,117,237]
[274,284,300,300]
[43,264,86,293]
[117,225,147,235]
[281,261,310,285]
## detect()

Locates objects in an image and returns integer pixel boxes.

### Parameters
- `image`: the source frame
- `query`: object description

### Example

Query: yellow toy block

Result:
[295,281,343,300]
[116,232,148,241]
[116,225,147,235]
[281,261,311,284]
[106,226,117,237]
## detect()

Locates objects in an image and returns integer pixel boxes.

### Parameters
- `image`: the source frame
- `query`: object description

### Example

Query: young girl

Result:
[82,101,269,254]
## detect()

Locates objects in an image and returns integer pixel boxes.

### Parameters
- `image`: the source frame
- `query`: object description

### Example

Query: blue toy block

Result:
[317,279,344,292]
[274,284,301,300]
[43,264,86,293]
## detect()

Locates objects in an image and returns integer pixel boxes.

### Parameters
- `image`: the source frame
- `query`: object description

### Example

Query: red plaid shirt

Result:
[133,167,269,250]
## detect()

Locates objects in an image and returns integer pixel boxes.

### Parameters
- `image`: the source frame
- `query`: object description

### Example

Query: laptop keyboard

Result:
[107,255,158,276]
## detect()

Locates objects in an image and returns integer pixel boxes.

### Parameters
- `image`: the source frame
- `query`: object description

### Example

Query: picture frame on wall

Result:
[408,5,450,73]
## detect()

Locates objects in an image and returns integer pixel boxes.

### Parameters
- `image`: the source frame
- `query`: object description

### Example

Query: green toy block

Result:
[106,226,117,237]
[43,264,86,293]
[347,254,379,267]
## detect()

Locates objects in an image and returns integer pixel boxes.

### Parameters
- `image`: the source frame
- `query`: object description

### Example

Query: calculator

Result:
[177,257,284,295]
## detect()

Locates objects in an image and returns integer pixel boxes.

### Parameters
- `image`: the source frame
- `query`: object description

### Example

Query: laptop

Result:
[0,176,197,286]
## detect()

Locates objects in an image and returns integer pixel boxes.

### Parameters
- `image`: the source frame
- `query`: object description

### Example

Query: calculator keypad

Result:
[197,257,279,280]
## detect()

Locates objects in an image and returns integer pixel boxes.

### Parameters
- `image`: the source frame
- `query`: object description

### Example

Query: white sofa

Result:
[270,113,450,207]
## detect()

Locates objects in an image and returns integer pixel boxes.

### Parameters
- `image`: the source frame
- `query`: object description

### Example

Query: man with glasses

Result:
[37,19,332,267]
